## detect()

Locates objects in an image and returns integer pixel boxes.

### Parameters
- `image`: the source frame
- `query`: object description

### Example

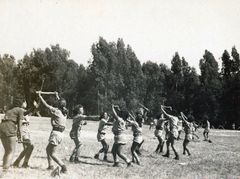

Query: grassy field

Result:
[0,116,240,179]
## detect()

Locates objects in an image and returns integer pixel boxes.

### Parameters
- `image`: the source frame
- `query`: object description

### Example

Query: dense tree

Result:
[198,50,221,126]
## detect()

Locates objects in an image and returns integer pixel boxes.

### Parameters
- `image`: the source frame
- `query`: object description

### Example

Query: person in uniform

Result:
[37,91,68,173]
[94,112,111,161]
[0,98,26,172]
[111,105,132,167]
[161,105,179,160]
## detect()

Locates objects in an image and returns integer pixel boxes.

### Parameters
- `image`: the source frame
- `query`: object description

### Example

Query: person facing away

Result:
[0,98,26,173]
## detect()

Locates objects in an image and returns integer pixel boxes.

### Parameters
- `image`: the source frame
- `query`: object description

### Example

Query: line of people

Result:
[0,91,211,176]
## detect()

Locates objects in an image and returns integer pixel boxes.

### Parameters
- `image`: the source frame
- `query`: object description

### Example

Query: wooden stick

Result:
[139,103,149,111]
[36,91,57,95]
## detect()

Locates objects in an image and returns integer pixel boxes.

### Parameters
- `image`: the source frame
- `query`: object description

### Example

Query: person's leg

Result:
[13,143,28,167]
[203,131,206,140]
[111,143,119,166]
[116,144,131,166]
[177,131,182,140]
[160,139,165,153]
[170,139,179,160]
[185,140,191,156]
[46,143,54,169]
[102,139,109,160]
[22,142,34,167]
[155,136,161,153]
[183,139,186,155]
[47,143,67,173]
[136,139,144,156]
[95,140,108,160]
[73,138,82,162]
[163,138,170,157]
[131,142,140,165]
[1,136,16,170]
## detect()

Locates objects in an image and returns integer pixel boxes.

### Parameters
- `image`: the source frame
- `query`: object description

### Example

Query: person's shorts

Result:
[97,132,106,142]
[49,130,63,146]
[114,134,126,144]
[169,129,178,140]
[133,135,143,144]
[0,121,17,138]
[204,129,209,133]
[185,134,192,141]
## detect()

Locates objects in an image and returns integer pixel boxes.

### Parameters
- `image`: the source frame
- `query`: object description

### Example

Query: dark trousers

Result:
[14,140,34,166]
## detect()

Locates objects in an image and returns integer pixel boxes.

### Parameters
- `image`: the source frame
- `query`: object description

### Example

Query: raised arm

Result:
[112,104,120,121]
[37,92,53,110]
[160,105,172,119]
[180,112,189,124]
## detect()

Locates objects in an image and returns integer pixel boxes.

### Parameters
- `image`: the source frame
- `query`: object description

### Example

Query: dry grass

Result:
[0,117,240,179]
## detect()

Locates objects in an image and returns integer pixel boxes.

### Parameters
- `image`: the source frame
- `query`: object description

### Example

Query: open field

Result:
[0,116,240,179]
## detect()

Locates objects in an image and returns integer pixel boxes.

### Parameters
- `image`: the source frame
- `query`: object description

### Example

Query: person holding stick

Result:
[161,105,179,160]
[94,112,111,161]
[13,101,39,168]
[36,91,68,174]
[69,104,98,163]
[126,112,143,165]
[0,98,26,173]
[154,114,167,153]
[180,112,193,156]
[111,104,132,167]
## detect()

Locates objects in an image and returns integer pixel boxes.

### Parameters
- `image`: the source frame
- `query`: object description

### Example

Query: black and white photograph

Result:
[0,0,240,178]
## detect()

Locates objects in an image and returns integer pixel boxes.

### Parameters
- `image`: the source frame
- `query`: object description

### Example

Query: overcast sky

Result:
[0,0,240,72]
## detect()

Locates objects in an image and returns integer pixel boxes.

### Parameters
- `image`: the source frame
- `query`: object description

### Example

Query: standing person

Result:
[37,91,68,174]
[126,112,144,165]
[154,114,167,153]
[161,105,179,160]
[111,105,132,167]
[135,110,145,156]
[13,101,39,168]
[180,112,193,156]
[203,120,210,141]
[0,98,26,173]
[69,104,98,163]
[13,116,33,168]
[94,112,111,161]
[177,119,183,140]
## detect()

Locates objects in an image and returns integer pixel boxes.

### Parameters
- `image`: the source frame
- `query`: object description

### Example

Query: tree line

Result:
[0,37,239,129]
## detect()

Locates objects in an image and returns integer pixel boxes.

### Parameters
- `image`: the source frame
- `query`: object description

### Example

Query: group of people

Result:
[0,91,211,176]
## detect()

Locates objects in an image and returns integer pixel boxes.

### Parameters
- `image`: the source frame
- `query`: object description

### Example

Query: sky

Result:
[0,0,240,72]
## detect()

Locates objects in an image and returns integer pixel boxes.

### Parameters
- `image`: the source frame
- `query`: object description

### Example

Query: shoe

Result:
[13,161,20,168]
[113,162,120,167]
[60,165,67,174]
[47,166,54,170]
[74,157,81,163]
[22,163,30,168]
[183,152,186,155]
[127,162,132,167]
[69,155,75,162]
[162,153,170,158]
[136,161,140,166]
[94,154,99,159]
[174,155,179,160]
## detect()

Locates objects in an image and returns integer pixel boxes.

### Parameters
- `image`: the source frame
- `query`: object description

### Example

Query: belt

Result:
[53,126,65,132]
[1,120,16,124]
